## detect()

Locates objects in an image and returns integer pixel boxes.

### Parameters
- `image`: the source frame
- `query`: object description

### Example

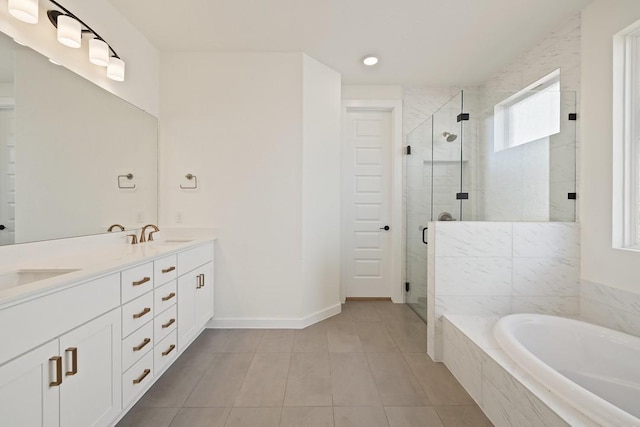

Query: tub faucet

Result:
[140,224,159,243]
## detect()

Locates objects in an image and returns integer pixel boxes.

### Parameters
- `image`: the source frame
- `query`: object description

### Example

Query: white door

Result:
[0,340,60,427]
[343,110,392,297]
[0,108,15,245]
[59,309,121,427]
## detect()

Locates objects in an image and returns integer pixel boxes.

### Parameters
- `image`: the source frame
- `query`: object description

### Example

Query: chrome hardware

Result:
[180,173,198,189]
[117,173,135,189]
[65,347,78,376]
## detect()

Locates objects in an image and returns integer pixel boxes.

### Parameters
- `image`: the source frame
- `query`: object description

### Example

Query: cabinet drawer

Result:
[154,255,177,287]
[0,273,119,365]
[154,330,177,375]
[122,321,153,372]
[154,304,177,343]
[121,262,154,303]
[154,280,177,314]
[122,292,154,337]
[178,243,214,275]
[122,351,153,408]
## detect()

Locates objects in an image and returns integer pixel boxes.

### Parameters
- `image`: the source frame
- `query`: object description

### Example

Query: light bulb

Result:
[89,39,109,67]
[107,57,125,81]
[8,0,39,24]
[57,15,81,48]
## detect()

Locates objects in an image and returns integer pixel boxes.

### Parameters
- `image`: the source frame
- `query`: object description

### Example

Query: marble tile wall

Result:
[473,13,580,222]
[428,222,580,361]
[580,281,640,337]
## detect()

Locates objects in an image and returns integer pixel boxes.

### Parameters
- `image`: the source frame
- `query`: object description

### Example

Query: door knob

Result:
[379,225,390,231]
[0,225,5,230]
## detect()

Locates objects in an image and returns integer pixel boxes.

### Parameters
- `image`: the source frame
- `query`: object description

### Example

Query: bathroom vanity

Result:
[0,237,215,427]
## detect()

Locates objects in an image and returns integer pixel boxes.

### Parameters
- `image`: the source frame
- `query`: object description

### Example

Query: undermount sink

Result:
[0,269,80,291]
[151,239,192,245]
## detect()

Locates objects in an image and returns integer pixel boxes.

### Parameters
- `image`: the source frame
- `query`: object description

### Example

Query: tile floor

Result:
[117,301,493,427]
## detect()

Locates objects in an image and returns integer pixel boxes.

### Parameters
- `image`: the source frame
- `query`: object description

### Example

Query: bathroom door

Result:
[0,107,15,246]
[405,117,433,322]
[342,109,392,298]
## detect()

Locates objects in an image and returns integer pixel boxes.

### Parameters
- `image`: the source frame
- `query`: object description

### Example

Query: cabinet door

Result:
[0,340,60,427]
[195,262,214,327]
[59,309,121,427]
[177,268,197,350]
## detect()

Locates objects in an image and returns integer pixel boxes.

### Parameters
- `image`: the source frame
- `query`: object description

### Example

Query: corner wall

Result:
[160,52,341,326]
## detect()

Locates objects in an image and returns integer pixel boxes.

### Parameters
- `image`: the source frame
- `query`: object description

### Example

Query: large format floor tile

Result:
[117,301,491,427]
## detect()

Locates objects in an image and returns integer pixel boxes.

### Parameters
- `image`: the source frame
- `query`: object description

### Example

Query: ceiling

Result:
[109,0,592,86]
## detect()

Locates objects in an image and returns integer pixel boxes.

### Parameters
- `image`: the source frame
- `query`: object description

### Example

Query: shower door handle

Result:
[422,227,428,245]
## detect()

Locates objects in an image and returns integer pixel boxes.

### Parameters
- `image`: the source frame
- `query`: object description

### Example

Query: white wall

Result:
[160,52,341,325]
[478,14,581,222]
[581,0,640,292]
[341,85,402,100]
[301,55,341,316]
[0,0,159,116]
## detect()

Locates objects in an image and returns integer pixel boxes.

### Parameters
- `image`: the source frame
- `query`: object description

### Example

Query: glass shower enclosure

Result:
[405,89,577,322]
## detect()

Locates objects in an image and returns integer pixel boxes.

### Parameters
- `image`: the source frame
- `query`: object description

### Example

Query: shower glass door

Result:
[405,117,433,322]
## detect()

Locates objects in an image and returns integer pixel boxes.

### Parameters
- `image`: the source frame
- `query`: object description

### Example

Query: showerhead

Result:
[443,132,458,142]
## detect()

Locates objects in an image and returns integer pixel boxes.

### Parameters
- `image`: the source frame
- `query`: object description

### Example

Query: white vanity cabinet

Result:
[177,244,215,351]
[0,239,215,427]
[0,308,121,427]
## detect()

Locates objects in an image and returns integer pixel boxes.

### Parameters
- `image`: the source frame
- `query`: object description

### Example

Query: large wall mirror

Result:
[0,30,157,246]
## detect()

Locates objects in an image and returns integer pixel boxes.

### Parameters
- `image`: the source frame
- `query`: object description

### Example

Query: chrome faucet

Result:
[140,224,159,243]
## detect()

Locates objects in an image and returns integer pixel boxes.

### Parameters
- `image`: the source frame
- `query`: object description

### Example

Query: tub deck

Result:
[442,314,599,427]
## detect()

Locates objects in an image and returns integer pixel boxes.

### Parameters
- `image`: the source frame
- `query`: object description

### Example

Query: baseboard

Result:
[206,303,342,329]
[345,297,392,301]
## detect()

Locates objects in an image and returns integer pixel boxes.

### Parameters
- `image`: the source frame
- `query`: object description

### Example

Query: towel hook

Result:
[180,173,198,189]
[117,173,135,189]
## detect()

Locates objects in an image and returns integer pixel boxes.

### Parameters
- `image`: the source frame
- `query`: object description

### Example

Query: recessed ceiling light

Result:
[362,55,379,66]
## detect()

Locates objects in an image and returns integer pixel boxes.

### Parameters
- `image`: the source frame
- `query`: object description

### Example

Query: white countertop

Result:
[0,228,217,308]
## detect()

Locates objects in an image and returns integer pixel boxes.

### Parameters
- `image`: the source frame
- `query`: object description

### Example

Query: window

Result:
[614,23,640,249]
[494,69,561,152]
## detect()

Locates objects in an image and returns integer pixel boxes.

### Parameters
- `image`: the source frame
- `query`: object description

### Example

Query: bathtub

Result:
[494,314,640,427]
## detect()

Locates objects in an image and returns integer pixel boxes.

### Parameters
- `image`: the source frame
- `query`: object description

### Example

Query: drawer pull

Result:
[162,318,176,329]
[132,368,151,384]
[161,266,176,274]
[133,307,151,319]
[196,274,204,289]
[133,338,151,352]
[200,274,205,288]
[49,356,62,387]
[132,277,151,287]
[65,347,78,376]
[162,344,176,356]
[161,292,176,302]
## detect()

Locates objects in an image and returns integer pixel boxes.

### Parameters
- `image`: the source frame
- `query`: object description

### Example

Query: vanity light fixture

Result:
[8,0,39,24]
[362,55,379,66]
[4,0,127,81]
